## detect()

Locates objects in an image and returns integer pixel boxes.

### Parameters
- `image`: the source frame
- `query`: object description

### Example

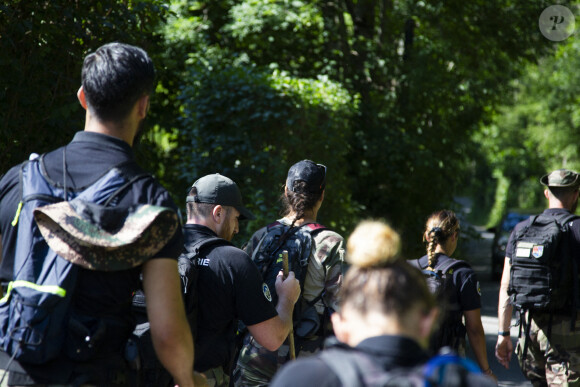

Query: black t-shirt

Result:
[414,254,481,312]
[270,335,430,387]
[0,132,183,373]
[184,224,278,372]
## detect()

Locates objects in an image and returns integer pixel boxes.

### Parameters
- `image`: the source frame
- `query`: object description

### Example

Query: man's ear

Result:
[137,95,149,119]
[331,312,350,344]
[544,188,550,200]
[77,86,87,110]
[212,205,223,224]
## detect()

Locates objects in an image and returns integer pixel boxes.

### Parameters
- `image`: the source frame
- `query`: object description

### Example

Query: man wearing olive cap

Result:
[496,169,580,385]
[180,173,301,387]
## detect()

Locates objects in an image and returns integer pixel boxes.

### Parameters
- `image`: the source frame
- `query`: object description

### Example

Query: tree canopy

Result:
[1,0,569,253]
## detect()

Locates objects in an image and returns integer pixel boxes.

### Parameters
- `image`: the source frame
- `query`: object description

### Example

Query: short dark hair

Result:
[81,42,155,122]
[186,187,215,218]
[548,185,579,200]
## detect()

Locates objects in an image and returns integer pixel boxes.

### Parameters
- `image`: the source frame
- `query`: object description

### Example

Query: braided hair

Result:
[423,210,460,269]
[280,180,323,228]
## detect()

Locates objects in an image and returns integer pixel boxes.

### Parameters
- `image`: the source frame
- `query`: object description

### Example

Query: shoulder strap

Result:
[408,259,423,270]
[184,236,232,256]
[433,258,469,274]
[102,161,151,207]
[318,348,365,387]
[251,222,299,262]
[553,212,579,228]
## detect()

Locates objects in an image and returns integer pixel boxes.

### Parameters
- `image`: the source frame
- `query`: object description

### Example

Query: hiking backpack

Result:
[507,212,580,368]
[178,236,233,339]
[250,221,327,338]
[318,344,496,387]
[409,258,469,353]
[130,236,233,387]
[0,156,148,365]
[508,212,579,312]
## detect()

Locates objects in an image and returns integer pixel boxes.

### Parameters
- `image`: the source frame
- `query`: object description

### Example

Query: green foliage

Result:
[175,58,358,242]
[0,0,171,174]
[2,0,558,256]
[477,26,580,216]
[225,0,325,75]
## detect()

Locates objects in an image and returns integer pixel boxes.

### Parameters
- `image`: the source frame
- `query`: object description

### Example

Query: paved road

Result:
[461,226,532,386]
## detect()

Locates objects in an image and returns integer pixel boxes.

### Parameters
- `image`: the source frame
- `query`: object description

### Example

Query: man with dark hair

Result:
[496,169,580,385]
[180,173,301,387]
[0,43,197,386]
[234,160,346,386]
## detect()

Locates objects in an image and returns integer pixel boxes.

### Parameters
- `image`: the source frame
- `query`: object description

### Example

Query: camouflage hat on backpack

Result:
[34,200,179,271]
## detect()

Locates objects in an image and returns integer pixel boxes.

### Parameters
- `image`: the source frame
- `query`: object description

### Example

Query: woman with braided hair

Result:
[234,160,346,386]
[410,210,495,381]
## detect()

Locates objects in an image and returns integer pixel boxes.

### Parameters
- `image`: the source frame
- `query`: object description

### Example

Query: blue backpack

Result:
[0,156,147,365]
[318,343,495,387]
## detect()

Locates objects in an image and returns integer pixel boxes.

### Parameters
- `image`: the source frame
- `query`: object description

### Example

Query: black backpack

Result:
[508,212,579,312]
[318,343,496,387]
[130,236,232,387]
[408,258,469,353]
[507,212,580,368]
[250,221,328,339]
[178,236,233,339]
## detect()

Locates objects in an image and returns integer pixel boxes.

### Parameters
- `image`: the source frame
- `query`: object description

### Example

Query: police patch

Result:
[477,281,481,296]
[262,283,272,302]
[532,245,544,258]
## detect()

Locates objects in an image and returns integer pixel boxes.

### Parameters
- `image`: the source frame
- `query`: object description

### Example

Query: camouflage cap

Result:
[33,200,179,271]
[540,169,580,188]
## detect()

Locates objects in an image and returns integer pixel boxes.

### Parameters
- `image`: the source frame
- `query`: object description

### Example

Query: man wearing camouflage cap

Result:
[496,169,580,385]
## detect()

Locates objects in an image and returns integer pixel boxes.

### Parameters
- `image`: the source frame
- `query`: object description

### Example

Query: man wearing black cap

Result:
[181,173,301,387]
[234,160,346,386]
[496,169,580,385]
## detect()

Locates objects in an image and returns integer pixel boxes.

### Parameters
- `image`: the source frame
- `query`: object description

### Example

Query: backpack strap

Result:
[180,236,233,292]
[408,259,422,270]
[553,212,580,330]
[317,345,367,387]
[102,161,151,207]
[432,258,470,275]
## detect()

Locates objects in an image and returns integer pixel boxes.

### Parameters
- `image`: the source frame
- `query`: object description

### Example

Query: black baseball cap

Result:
[286,160,326,194]
[187,173,255,220]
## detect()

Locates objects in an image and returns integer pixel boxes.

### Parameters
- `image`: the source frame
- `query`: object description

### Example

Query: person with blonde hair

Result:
[409,210,494,380]
[271,220,496,386]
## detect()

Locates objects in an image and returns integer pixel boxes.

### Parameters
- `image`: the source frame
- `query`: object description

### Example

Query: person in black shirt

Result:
[412,210,494,380]
[182,173,300,387]
[0,43,198,386]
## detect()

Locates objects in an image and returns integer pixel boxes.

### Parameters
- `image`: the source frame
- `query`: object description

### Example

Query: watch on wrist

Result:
[498,331,510,336]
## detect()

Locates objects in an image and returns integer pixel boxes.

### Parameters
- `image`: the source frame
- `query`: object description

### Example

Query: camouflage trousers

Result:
[232,334,324,387]
[516,312,580,387]
[203,366,229,387]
